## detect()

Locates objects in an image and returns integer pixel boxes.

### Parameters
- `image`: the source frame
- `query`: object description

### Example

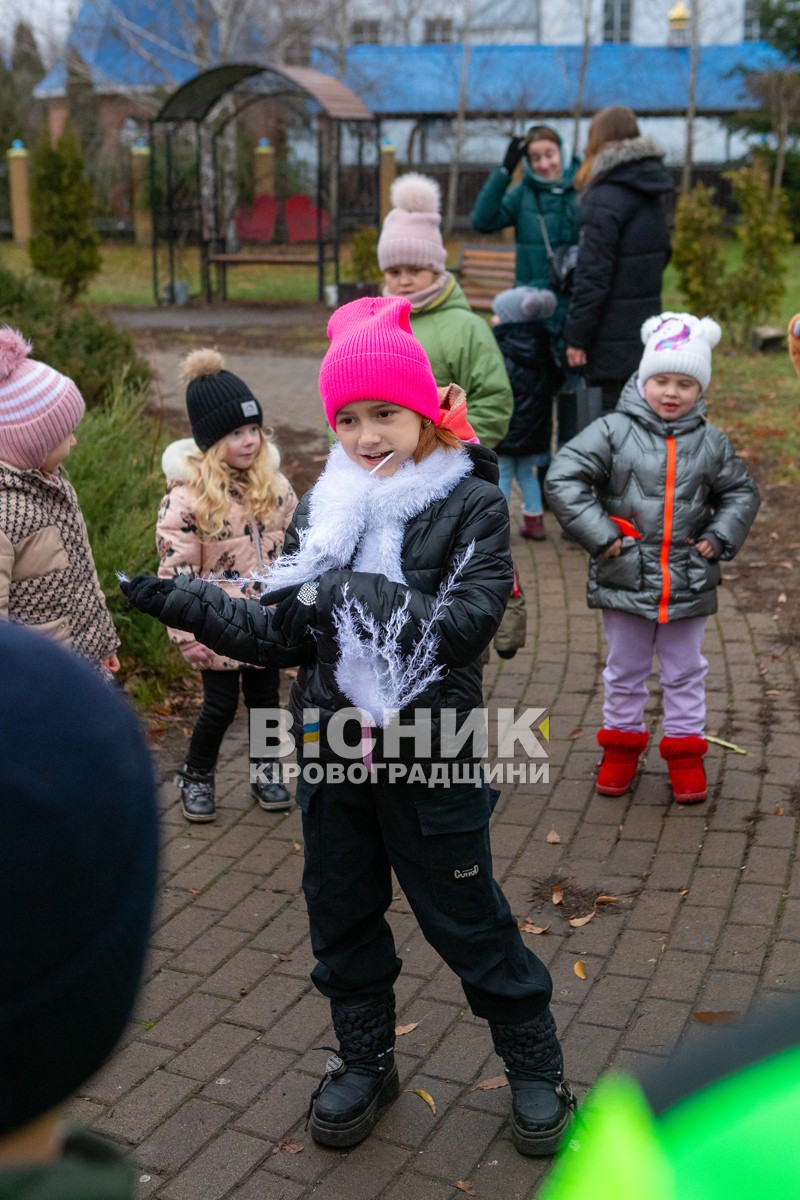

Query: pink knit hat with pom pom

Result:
[377,174,447,273]
[0,329,85,470]
[319,296,440,429]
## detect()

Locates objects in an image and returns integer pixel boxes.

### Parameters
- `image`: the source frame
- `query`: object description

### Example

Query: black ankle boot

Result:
[250,759,291,811]
[175,763,216,823]
[490,1008,576,1156]
[308,992,399,1148]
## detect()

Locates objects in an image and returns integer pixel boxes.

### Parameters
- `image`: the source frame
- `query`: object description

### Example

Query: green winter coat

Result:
[470,151,581,296]
[0,1128,134,1199]
[410,276,513,448]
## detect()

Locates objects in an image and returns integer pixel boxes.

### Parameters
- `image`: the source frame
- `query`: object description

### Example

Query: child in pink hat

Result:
[122,295,576,1161]
[0,327,120,676]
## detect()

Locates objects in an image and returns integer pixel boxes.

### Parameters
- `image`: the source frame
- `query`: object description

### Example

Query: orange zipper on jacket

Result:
[658,438,677,623]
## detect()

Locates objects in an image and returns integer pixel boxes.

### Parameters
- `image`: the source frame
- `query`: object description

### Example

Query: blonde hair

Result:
[183,428,283,538]
[574,105,641,189]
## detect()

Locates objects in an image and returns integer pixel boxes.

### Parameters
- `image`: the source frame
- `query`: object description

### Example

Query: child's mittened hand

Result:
[694,539,716,560]
[120,575,175,617]
[183,642,215,668]
[601,538,623,558]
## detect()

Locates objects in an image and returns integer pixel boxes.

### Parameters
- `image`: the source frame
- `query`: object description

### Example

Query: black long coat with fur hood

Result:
[564,136,673,383]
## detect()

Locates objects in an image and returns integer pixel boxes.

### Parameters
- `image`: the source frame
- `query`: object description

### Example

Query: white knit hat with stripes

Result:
[0,328,85,470]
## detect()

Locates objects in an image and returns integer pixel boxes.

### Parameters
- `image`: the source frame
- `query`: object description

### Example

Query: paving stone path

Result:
[84,310,800,1199]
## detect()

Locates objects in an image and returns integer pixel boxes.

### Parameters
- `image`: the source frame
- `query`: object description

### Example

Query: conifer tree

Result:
[29,124,102,301]
[10,21,45,149]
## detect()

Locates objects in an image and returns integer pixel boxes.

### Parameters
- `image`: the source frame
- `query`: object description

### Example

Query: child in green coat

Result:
[379,173,513,449]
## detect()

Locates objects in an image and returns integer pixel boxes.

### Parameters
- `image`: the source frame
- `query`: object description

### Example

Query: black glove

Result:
[502,135,526,175]
[120,574,176,619]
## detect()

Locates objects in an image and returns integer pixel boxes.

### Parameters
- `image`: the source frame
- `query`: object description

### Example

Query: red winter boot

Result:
[521,512,546,541]
[659,736,708,803]
[595,730,649,796]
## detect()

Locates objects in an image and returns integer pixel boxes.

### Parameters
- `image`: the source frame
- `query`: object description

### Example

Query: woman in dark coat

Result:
[564,106,673,412]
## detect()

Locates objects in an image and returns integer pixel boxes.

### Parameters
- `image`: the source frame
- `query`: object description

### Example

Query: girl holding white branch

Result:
[121,296,574,1158]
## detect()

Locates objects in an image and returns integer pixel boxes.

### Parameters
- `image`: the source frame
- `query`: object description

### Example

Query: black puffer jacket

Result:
[564,137,672,383]
[148,444,513,765]
[493,322,560,457]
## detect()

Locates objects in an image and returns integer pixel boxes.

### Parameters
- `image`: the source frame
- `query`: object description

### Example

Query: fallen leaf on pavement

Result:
[777,593,787,603]
[470,1075,508,1092]
[455,1183,477,1197]
[546,829,561,844]
[292,842,302,853]
[574,960,587,980]
[271,1138,303,1155]
[595,895,620,904]
[412,1089,436,1114]
[185,887,202,895]
[552,885,564,905]
[569,912,595,928]
[396,1022,419,1036]
[518,920,551,935]
[691,1010,741,1026]
[568,727,583,739]
[775,806,785,816]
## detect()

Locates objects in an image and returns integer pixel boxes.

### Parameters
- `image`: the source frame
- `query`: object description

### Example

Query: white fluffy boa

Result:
[252,443,475,724]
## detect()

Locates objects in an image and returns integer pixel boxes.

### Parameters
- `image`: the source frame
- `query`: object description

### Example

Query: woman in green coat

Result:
[471,126,580,347]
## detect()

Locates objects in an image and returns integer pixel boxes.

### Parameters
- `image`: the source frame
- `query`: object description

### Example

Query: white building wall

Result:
[342,0,753,47]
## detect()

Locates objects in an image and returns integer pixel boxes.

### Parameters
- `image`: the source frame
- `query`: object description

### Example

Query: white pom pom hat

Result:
[377,173,447,274]
[637,312,722,393]
[0,328,85,470]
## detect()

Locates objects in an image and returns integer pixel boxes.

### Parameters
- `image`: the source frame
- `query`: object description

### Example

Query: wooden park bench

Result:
[204,194,334,300]
[455,245,516,312]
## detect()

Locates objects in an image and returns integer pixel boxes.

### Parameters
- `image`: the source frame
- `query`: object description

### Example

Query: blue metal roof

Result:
[34,0,218,97]
[35,3,789,118]
[332,42,789,117]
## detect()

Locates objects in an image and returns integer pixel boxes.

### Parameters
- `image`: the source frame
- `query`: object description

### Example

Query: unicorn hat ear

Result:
[697,317,722,348]
[637,311,718,392]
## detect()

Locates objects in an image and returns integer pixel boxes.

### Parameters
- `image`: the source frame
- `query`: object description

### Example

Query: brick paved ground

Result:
[85,315,800,1197]
[74,515,800,1200]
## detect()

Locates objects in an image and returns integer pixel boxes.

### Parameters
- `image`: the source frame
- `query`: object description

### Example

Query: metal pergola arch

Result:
[149,63,377,304]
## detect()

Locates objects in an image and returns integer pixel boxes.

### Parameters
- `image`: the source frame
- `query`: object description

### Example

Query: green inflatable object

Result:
[539,1042,800,1200]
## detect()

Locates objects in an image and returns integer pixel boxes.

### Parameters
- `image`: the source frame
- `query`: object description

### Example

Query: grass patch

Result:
[65,374,188,706]
[705,350,800,484]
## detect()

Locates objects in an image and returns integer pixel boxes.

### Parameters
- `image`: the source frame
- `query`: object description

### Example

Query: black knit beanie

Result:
[182,348,263,451]
[0,623,160,1137]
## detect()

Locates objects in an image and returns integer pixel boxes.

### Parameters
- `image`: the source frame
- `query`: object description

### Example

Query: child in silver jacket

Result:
[546,313,759,803]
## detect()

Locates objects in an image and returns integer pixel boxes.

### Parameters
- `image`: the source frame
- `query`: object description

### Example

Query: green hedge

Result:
[65,374,188,707]
[0,264,149,405]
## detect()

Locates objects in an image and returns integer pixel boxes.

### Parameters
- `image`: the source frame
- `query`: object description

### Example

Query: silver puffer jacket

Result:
[545,377,760,622]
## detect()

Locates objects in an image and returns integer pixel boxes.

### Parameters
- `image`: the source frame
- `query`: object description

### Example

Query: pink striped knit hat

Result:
[0,329,85,470]
[319,296,439,429]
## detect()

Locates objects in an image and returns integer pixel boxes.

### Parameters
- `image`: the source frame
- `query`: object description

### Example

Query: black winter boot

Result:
[490,1008,576,1156]
[308,992,399,1148]
[175,763,216,823]
[250,759,291,811]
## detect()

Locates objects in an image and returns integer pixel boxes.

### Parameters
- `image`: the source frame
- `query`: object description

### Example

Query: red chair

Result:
[234,194,279,242]
[284,193,329,242]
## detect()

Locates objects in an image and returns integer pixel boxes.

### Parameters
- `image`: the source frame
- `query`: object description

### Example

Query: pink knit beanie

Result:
[319,296,440,429]
[0,329,85,470]
[377,174,447,274]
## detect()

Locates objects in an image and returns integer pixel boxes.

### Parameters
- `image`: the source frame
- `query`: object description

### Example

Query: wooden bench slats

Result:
[207,252,319,266]
[456,245,516,312]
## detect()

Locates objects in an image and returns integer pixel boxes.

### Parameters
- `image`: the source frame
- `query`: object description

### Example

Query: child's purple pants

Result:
[601,610,708,736]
